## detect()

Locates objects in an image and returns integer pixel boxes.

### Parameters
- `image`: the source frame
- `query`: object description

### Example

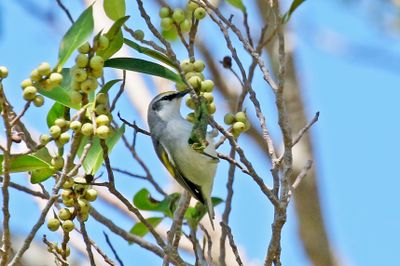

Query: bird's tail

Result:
[206,197,215,230]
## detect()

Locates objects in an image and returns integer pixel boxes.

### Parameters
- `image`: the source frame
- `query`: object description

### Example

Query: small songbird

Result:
[147,90,218,227]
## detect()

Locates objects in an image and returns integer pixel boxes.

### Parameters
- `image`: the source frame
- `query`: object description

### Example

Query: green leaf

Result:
[0,154,53,175]
[184,197,223,228]
[104,0,126,21]
[123,39,176,69]
[77,124,125,174]
[129,217,163,238]
[57,6,94,70]
[225,0,246,12]
[30,148,57,183]
[47,102,66,128]
[99,79,122,94]
[38,69,81,110]
[283,0,306,23]
[104,58,181,83]
[97,16,130,60]
[133,189,180,216]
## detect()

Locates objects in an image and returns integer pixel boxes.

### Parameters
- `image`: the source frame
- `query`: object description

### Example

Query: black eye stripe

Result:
[160,94,177,102]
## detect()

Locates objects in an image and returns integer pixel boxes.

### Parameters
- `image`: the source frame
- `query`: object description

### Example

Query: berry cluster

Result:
[21,62,63,107]
[176,59,216,120]
[70,35,109,96]
[224,111,251,138]
[159,1,206,35]
[47,175,98,232]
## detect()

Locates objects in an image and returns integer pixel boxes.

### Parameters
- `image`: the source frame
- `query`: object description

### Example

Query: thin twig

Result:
[55,0,74,24]
[220,222,243,266]
[103,232,124,266]
[110,71,126,112]
[291,112,320,148]
[79,220,96,266]
[10,101,31,127]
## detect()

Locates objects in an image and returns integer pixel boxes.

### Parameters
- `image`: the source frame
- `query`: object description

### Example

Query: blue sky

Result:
[1,0,399,265]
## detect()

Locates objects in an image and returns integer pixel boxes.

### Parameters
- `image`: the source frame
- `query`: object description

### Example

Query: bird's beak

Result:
[176,89,190,98]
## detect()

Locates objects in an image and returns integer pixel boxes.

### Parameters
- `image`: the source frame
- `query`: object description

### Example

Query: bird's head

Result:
[148,90,190,123]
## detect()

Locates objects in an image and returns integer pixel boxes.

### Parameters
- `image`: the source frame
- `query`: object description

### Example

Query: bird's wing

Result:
[152,138,205,204]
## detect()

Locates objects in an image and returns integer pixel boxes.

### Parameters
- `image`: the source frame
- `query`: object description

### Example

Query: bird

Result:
[147,90,218,227]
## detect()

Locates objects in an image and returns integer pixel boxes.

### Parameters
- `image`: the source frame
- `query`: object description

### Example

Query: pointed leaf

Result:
[99,79,122,94]
[97,16,130,60]
[57,6,94,70]
[124,38,176,69]
[129,217,163,238]
[47,102,66,128]
[225,0,246,12]
[104,57,181,83]
[283,0,306,23]
[133,188,180,216]
[0,154,52,175]
[104,0,126,21]
[77,124,125,174]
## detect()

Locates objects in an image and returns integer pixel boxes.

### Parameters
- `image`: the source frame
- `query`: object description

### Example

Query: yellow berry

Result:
[70,68,87,82]
[62,220,75,233]
[21,79,32,89]
[175,82,187,92]
[201,80,214,92]
[185,97,196,110]
[180,19,191,32]
[81,123,94,136]
[224,113,235,125]
[78,42,91,54]
[39,134,51,145]
[61,189,73,201]
[70,91,82,104]
[98,35,110,50]
[95,114,110,126]
[233,121,246,133]
[161,17,174,31]
[33,95,45,107]
[95,104,108,115]
[235,111,247,123]
[80,77,98,93]
[193,60,205,72]
[47,218,60,231]
[172,8,185,23]
[202,92,213,103]
[207,102,216,114]
[62,177,74,189]
[48,73,63,87]
[181,60,194,73]
[58,208,72,221]
[30,69,41,82]
[49,125,61,139]
[194,7,206,20]
[187,2,199,11]
[159,7,170,18]
[89,56,104,71]
[51,156,64,169]
[84,189,98,202]
[59,132,70,144]
[37,62,51,76]
[95,93,108,104]
[133,30,145,41]
[54,118,67,129]
[0,66,8,79]
[96,125,111,139]
[23,86,37,101]
[75,54,89,68]
[188,76,202,89]
[69,121,82,131]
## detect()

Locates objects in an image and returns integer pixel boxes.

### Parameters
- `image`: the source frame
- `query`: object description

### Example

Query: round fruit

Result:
[80,78,98,93]
[84,189,98,202]
[69,121,82,131]
[134,30,145,41]
[89,56,104,70]
[81,123,94,136]
[75,54,89,68]
[0,66,8,79]
[233,121,246,133]
[201,80,214,92]
[70,68,87,83]
[235,111,247,123]
[58,208,72,221]
[59,133,70,144]
[23,86,37,101]
[95,93,108,104]
[180,60,194,73]
[49,73,63,86]
[61,189,73,201]
[194,7,206,20]
[187,2,199,11]
[172,8,185,23]
[39,134,51,145]
[180,19,191,32]
[207,102,216,114]
[62,177,74,189]
[188,76,202,89]
[224,113,235,125]
[49,125,61,139]
[54,118,67,129]
[96,125,111,139]
[159,7,170,18]
[77,199,90,213]
[98,35,110,50]
[63,198,74,207]
[51,156,64,169]
[202,92,214,103]
[193,60,205,72]
[62,220,75,233]
[78,42,91,54]
[21,79,32,89]
[33,95,45,107]
[91,68,103,78]
[175,82,187,92]
[30,69,41,82]
[47,218,60,231]
[37,62,51,76]
[161,17,174,31]
[95,104,108,115]
[185,97,196,110]
[95,114,110,126]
